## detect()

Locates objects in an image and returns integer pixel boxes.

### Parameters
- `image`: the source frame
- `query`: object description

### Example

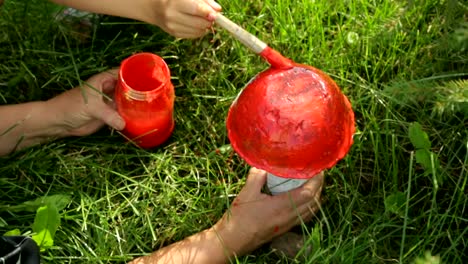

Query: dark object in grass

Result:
[270,231,312,260]
[54,8,98,43]
[0,236,40,264]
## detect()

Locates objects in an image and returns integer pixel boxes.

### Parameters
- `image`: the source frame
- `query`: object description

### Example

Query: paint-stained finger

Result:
[244,167,268,193]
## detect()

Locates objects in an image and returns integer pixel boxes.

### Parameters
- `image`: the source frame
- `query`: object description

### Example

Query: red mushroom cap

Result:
[227,64,355,179]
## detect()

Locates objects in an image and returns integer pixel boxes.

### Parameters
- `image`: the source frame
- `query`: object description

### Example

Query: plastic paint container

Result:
[115,52,175,148]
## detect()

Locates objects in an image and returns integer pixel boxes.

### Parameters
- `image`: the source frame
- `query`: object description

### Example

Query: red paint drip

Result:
[259,47,294,69]
[274,226,279,233]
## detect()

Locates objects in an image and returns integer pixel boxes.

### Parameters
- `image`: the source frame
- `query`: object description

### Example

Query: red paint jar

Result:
[115,52,175,148]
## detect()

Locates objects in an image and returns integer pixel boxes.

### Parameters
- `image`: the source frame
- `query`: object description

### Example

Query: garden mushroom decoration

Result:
[215,14,355,194]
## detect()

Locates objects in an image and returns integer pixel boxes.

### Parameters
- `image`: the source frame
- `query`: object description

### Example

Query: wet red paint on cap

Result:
[226,62,355,179]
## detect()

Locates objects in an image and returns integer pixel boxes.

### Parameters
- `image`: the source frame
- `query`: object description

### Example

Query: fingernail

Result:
[210,1,222,10]
[251,167,260,173]
[103,79,116,91]
[251,167,267,175]
[114,117,125,130]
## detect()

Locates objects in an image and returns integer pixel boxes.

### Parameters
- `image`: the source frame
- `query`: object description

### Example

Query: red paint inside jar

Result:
[115,53,175,148]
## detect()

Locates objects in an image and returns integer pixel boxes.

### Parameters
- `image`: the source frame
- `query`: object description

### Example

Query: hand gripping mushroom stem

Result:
[215,13,310,194]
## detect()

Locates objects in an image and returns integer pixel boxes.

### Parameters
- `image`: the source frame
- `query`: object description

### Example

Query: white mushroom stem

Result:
[266,173,308,195]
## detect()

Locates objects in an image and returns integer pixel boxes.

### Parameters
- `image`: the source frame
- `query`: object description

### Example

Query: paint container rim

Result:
[119,52,170,101]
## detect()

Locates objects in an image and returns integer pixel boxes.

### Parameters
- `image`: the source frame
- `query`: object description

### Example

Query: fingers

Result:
[104,68,119,78]
[178,15,213,30]
[302,172,325,191]
[293,206,319,225]
[168,15,212,38]
[293,174,323,224]
[85,73,125,130]
[269,172,324,225]
[154,0,220,39]
[97,87,124,131]
[94,103,125,131]
[295,196,321,224]
[287,172,324,205]
[168,29,206,39]
[173,30,209,39]
[67,119,105,137]
[203,0,222,12]
[243,167,267,193]
[87,69,118,86]
[273,190,321,227]
[180,0,219,19]
[101,78,117,95]
[82,71,117,102]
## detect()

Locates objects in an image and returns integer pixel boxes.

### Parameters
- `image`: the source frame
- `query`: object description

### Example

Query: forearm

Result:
[129,228,235,264]
[50,0,153,24]
[0,101,66,156]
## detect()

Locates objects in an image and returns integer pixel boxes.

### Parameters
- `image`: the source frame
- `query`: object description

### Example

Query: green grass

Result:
[1,0,467,263]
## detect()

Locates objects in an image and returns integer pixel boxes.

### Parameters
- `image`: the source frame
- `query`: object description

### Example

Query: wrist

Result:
[130,228,233,264]
[204,226,237,262]
[29,100,69,140]
[51,0,152,25]
[211,217,254,260]
[140,0,165,26]
[0,100,68,154]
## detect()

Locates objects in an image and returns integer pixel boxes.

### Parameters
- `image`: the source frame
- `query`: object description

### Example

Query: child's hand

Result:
[147,0,222,38]
[213,168,324,257]
[47,69,125,137]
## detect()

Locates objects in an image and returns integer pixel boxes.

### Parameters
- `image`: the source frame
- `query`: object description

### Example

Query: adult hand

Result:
[146,0,222,38]
[47,69,125,137]
[213,168,324,258]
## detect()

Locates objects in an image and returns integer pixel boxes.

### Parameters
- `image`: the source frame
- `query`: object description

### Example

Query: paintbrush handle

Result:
[214,13,267,54]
